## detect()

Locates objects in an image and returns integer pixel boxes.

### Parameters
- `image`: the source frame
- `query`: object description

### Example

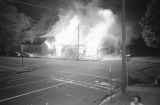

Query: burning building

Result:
[41,0,122,59]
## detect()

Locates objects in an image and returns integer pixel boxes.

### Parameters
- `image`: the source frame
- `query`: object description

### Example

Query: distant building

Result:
[21,44,41,54]
[21,39,48,56]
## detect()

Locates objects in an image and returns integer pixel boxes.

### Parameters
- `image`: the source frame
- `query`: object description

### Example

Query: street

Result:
[0,57,121,105]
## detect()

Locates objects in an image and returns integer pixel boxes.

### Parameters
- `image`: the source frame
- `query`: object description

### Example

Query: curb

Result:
[98,87,122,105]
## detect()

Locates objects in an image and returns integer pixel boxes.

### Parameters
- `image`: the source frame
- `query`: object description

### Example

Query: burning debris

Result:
[42,0,122,59]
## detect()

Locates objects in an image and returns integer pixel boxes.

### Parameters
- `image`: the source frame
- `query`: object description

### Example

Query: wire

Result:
[8,0,55,11]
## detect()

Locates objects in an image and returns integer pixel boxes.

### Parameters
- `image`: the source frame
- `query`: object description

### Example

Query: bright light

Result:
[42,1,120,59]
[45,40,54,49]
[55,16,80,45]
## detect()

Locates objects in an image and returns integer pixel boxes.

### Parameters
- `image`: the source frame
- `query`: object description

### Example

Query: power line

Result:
[8,0,55,11]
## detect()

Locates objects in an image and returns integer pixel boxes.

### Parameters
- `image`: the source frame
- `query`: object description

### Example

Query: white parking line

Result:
[0,77,57,91]
[55,71,109,79]
[0,82,66,103]
[0,71,108,91]
[0,74,110,93]
[0,76,112,103]
[53,77,111,90]
[6,71,109,83]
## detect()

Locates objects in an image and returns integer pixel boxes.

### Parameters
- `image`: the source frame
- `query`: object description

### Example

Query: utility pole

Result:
[21,44,24,67]
[77,25,80,61]
[122,0,127,92]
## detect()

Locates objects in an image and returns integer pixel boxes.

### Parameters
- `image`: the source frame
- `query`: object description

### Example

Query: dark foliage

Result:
[128,38,160,56]
[0,0,33,55]
[140,0,160,48]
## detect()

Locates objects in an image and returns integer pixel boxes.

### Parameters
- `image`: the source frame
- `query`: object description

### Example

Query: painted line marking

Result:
[53,77,111,90]
[0,76,113,102]
[0,76,61,91]
[0,75,110,93]
[0,71,115,91]
[5,71,110,84]
[55,71,120,82]
[55,71,110,79]
[0,82,66,103]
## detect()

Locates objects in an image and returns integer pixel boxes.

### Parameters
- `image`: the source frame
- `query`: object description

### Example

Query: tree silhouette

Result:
[140,0,160,48]
[0,0,33,55]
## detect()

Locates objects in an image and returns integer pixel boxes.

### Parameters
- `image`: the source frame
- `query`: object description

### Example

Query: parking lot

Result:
[0,57,122,105]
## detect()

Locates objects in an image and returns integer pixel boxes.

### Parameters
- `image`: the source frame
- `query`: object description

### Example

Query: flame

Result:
[55,16,80,45]
[43,1,120,58]
[45,40,54,50]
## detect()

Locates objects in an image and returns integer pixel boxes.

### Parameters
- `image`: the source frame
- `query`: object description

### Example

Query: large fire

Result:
[43,0,121,59]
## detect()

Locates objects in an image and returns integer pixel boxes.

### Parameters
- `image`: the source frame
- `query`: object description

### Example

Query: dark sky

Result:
[8,0,149,23]
[8,0,60,20]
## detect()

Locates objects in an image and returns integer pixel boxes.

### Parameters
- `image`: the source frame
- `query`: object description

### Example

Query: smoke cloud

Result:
[23,0,136,56]
[44,0,121,49]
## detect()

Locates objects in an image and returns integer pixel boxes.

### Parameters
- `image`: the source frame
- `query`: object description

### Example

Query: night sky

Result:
[8,0,149,22]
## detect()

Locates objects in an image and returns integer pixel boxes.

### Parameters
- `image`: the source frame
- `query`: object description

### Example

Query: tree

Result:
[0,0,33,55]
[140,0,160,48]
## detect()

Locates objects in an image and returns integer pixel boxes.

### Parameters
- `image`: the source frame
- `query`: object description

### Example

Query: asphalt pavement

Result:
[0,57,121,105]
[0,72,111,105]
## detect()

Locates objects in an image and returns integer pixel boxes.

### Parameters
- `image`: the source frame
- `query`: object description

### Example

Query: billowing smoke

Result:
[23,11,59,43]
[42,0,132,58]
